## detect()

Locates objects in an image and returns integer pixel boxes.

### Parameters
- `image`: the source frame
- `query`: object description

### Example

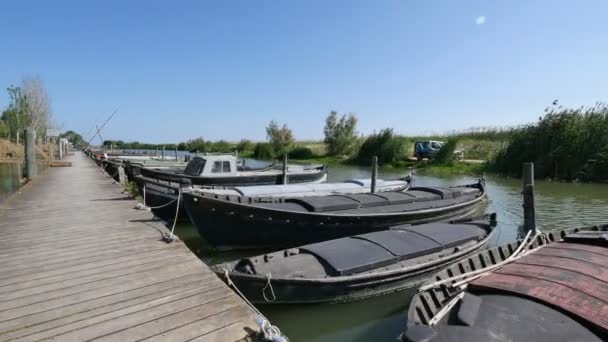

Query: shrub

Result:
[253,142,276,160]
[432,138,458,164]
[324,111,358,156]
[354,128,407,165]
[236,139,254,152]
[288,146,314,159]
[266,120,294,155]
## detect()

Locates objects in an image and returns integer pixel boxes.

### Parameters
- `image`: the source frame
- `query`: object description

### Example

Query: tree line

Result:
[0,77,53,142]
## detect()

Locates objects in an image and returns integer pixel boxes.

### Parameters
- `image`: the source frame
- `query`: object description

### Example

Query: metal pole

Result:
[523,162,536,234]
[24,129,37,180]
[282,154,288,184]
[371,156,378,193]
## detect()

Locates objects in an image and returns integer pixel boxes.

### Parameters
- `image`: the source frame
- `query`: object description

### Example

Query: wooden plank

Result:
[0,152,257,341]
[142,308,255,342]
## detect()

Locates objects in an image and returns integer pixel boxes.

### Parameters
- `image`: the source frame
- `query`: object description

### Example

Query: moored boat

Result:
[136,154,328,222]
[183,180,487,249]
[215,215,496,303]
[402,224,608,342]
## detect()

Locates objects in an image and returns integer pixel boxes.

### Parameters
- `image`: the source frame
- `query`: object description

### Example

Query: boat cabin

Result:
[184,155,240,176]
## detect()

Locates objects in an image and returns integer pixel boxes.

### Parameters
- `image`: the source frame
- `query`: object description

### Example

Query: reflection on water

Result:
[158,164,608,342]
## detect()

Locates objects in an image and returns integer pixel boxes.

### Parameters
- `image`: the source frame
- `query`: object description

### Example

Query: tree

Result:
[60,130,86,147]
[236,139,254,152]
[0,120,8,138]
[21,76,53,138]
[324,111,358,156]
[266,120,294,155]
[1,77,53,142]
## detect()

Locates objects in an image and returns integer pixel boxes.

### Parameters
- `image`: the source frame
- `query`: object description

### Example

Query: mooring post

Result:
[24,129,37,180]
[175,146,178,161]
[523,162,536,234]
[155,147,158,157]
[58,138,64,159]
[371,156,378,193]
[162,146,165,160]
[282,154,288,184]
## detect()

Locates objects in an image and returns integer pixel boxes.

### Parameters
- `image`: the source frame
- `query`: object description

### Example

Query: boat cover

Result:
[232,179,406,197]
[300,222,487,276]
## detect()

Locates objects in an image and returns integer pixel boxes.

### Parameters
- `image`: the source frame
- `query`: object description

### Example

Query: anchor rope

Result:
[222,269,288,342]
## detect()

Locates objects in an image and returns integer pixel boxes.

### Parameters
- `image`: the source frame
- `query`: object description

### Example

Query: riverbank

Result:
[0,138,54,162]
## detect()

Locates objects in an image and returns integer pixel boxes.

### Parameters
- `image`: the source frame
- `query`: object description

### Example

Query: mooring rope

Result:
[136,184,178,210]
[419,228,541,292]
[223,269,288,342]
[262,273,277,302]
[163,188,181,242]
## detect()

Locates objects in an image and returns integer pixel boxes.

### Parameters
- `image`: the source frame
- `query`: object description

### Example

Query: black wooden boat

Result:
[183,180,487,249]
[135,155,328,222]
[215,215,496,304]
[402,224,608,342]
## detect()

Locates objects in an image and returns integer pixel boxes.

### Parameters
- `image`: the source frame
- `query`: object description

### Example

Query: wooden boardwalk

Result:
[0,153,258,341]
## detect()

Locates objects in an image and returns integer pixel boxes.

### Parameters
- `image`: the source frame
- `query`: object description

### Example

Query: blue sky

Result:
[1,1,607,143]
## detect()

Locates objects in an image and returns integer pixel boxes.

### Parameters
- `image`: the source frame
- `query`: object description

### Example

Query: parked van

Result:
[414,140,444,160]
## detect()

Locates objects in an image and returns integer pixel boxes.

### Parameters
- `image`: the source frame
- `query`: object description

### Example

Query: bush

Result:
[288,146,314,159]
[324,111,358,156]
[354,128,407,165]
[266,120,294,155]
[491,103,608,181]
[253,142,276,160]
[236,139,254,152]
[432,138,458,164]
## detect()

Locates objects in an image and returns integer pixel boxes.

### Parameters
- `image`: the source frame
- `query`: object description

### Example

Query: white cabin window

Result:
[212,161,222,173]
[223,161,231,173]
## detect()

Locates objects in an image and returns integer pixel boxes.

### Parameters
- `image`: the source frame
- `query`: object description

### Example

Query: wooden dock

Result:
[0,153,259,341]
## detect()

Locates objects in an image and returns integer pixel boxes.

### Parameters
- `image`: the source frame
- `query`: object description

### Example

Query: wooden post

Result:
[58,139,64,159]
[24,129,37,180]
[175,146,178,161]
[155,147,158,157]
[371,156,378,193]
[282,154,288,184]
[162,146,165,160]
[523,162,536,234]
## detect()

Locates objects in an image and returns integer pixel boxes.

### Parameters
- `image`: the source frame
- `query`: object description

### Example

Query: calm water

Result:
[172,164,608,342]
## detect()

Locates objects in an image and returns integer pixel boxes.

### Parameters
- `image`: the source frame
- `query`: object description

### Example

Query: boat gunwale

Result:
[405,224,608,329]
[184,180,486,218]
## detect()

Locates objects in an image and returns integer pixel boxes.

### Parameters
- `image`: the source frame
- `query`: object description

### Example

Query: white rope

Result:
[223,269,288,342]
[262,273,276,302]
[428,291,465,326]
[136,183,178,210]
[164,188,181,242]
[419,228,540,292]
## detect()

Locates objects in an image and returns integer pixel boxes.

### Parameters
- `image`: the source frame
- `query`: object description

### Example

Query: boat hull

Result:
[135,165,329,223]
[183,185,486,249]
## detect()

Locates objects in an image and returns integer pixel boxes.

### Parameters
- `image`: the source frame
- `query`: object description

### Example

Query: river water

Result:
[1,162,607,341]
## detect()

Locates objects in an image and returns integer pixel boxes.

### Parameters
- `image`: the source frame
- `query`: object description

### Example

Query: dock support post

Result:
[162,146,165,160]
[24,129,37,180]
[523,162,536,234]
[371,156,378,193]
[58,138,64,159]
[282,154,288,184]
[175,146,178,161]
